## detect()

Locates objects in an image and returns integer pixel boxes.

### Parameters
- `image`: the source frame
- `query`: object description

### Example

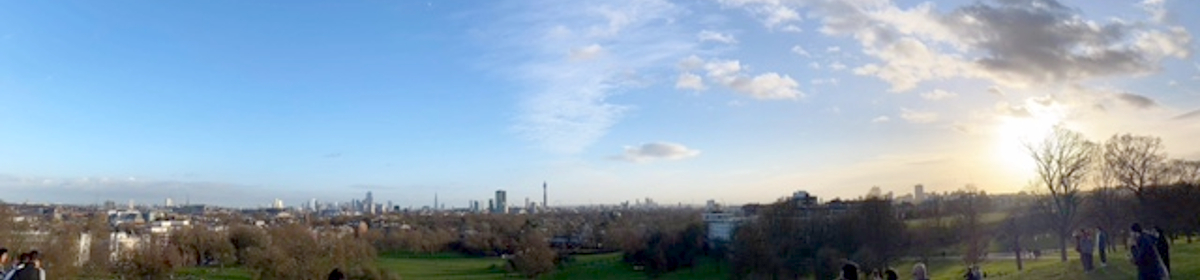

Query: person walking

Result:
[1154,226,1170,273]
[1130,224,1168,280]
[1096,227,1108,267]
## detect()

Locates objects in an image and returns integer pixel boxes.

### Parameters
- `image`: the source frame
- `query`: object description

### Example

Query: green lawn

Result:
[889,239,1199,280]
[174,252,727,279]
[172,240,1195,279]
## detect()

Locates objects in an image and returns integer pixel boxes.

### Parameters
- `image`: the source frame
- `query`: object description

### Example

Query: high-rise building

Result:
[495,190,508,214]
[542,181,548,209]
[365,191,375,215]
[434,193,439,211]
[914,184,926,203]
[488,199,494,213]
[165,198,173,207]
[273,199,284,209]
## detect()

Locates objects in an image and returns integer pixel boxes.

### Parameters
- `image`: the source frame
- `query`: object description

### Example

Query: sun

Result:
[992,104,1066,178]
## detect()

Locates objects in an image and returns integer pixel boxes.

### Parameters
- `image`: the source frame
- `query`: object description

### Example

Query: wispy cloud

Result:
[920,89,957,101]
[900,108,938,124]
[485,0,697,154]
[611,142,701,163]
[697,30,738,44]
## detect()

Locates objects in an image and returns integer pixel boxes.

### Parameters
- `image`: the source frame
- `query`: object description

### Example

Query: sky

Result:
[0,0,1198,208]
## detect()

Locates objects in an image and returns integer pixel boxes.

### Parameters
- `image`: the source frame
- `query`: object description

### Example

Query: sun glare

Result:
[993,104,1066,178]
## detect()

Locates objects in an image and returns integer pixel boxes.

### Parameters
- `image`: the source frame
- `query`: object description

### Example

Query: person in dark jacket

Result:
[327,268,346,280]
[1096,227,1108,267]
[836,263,859,280]
[1131,224,1168,280]
[1154,226,1170,273]
[5,251,44,280]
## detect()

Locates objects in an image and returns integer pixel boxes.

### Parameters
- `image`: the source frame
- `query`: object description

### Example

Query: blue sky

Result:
[1,0,1197,208]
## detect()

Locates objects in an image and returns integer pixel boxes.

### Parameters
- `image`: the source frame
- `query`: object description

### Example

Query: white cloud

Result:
[809,62,820,69]
[781,24,803,33]
[871,116,891,123]
[900,108,938,124]
[613,142,701,162]
[811,78,838,86]
[730,0,1193,92]
[675,72,707,91]
[826,46,841,53]
[702,58,803,99]
[791,45,811,57]
[829,61,846,71]
[698,30,738,44]
[717,0,801,28]
[920,89,958,101]
[569,44,605,60]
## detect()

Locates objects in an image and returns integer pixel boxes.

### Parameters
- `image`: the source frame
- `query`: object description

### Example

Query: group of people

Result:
[0,248,46,280]
[834,262,929,280]
[1129,223,1171,280]
[1070,223,1171,279]
[1072,226,1109,271]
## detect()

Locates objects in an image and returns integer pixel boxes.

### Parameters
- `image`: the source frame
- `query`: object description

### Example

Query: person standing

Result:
[12,251,43,280]
[327,268,346,280]
[1130,224,1168,280]
[0,248,9,277]
[1095,227,1108,267]
[1153,226,1170,274]
[911,262,929,280]
[836,263,860,280]
[1079,229,1095,272]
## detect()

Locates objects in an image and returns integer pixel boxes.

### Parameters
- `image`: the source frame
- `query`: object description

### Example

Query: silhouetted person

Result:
[1096,227,1108,267]
[911,262,929,280]
[1153,226,1170,273]
[327,268,346,280]
[1131,223,1168,280]
[836,263,859,280]
[884,269,899,280]
[963,265,982,280]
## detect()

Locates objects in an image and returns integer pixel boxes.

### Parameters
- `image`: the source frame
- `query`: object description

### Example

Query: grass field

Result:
[889,239,1199,280]
[175,240,1196,279]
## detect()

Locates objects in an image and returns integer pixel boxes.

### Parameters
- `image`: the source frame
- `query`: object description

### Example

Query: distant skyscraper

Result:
[495,190,508,214]
[914,184,925,203]
[488,199,494,213]
[273,198,284,209]
[434,192,439,211]
[165,198,173,207]
[543,181,548,209]
[365,191,375,214]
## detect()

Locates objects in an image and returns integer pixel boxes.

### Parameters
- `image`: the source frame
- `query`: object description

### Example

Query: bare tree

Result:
[1166,159,1200,185]
[1027,126,1095,262]
[1102,134,1169,202]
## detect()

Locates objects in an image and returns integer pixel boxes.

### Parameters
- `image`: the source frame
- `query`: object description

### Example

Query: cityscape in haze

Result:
[1,1,1199,280]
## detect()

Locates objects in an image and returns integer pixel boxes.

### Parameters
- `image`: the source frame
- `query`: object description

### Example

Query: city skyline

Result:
[2,0,1199,208]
